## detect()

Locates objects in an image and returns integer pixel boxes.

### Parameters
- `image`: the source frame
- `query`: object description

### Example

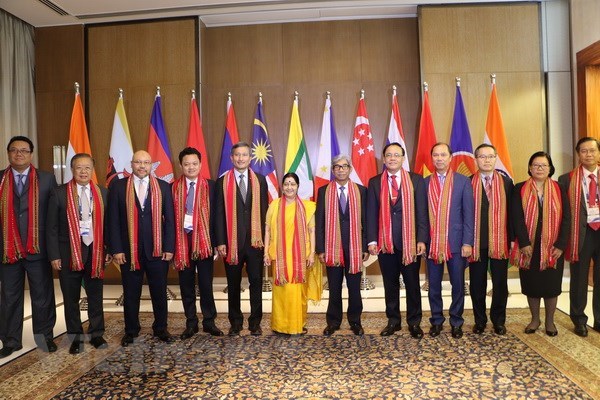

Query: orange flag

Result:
[186,93,211,180]
[65,87,98,183]
[484,79,514,179]
[413,85,437,177]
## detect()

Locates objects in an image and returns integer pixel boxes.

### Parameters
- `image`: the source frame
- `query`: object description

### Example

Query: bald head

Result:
[131,150,153,179]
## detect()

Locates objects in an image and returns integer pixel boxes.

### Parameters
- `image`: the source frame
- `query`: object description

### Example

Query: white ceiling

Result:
[0,0,536,28]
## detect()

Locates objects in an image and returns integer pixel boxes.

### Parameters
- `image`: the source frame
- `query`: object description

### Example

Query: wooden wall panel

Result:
[35,25,85,172]
[419,4,544,183]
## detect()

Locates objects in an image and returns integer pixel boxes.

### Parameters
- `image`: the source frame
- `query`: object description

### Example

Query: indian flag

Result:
[64,90,98,183]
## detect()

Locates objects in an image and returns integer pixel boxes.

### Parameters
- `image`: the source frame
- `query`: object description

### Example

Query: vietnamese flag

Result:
[413,85,437,177]
[186,93,211,180]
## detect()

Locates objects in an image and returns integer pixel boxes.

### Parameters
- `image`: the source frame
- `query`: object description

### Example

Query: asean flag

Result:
[147,92,174,183]
[449,84,476,176]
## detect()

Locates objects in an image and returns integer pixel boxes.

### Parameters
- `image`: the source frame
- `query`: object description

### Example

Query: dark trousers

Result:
[224,245,263,329]
[325,264,362,327]
[178,255,218,329]
[0,259,56,347]
[120,257,169,335]
[428,254,466,327]
[469,252,509,326]
[378,252,422,327]
[569,226,600,326]
[58,248,105,339]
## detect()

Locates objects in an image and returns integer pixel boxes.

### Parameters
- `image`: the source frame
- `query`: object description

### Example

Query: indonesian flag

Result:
[284,96,313,200]
[186,94,211,180]
[350,95,377,185]
[414,87,437,177]
[147,93,174,183]
[65,91,98,183]
[106,95,134,187]
[314,96,341,198]
[484,81,514,179]
[449,84,476,176]
[387,87,410,171]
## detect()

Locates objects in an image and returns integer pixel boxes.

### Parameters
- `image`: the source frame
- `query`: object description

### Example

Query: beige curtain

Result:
[0,9,37,166]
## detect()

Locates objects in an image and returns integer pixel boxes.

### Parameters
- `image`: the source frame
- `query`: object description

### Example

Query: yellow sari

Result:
[266,198,322,334]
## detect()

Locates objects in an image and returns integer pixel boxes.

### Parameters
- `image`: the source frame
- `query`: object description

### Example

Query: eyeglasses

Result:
[531,163,549,169]
[332,164,350,171]
[384,153,403,158]
[579,148,598,155]
[476,155,497,160]
[73,166,93,172]
[8,148,31,155]
[132,160,152,166]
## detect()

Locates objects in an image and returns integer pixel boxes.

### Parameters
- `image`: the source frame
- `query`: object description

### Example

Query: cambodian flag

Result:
[147,92,174,183]
[218,96,240,177]
[449,84,476,176]
[250,96,279,202]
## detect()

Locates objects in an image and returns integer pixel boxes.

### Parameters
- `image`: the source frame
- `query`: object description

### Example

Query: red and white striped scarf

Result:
[126,175,163,270]
[65,180,105,278]
[509,178,562,271]
[0,166,40,263]
[470,171,508,261]
[223,169,263,265]
[323,181,362,274]
[274,197,308,285]
[172,176,212,270]
[428,170,454,263]
[565,166,596,263]
[378,170,417,265]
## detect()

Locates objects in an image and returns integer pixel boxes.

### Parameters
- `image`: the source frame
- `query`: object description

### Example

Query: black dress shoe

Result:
[323,325,339,336]
[574,324,588,337]
[380,324,401,336]
[45,339,58,353]
[180,326,199,340]
[121,334,135,347]
[69,340,83,354]
[155,331,175,343]
[408,325,424,339]
[0,345,23,358]
[90,336,108,349]
[350,324,364,336]
[472,324,486,334]
[203,326,224,336]
[451,325,463,339]
[228,326,242,336]
[493,325,507,335]
[429,324,443,337]
[249,326,263,336]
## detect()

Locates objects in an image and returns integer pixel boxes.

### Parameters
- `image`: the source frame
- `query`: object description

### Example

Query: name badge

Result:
[184,214,194,231]
[588,205,600,224]
[80,220,92,236]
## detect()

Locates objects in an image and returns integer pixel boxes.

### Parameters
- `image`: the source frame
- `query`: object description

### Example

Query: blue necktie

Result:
[16,174,24,195]
[339,186,347,212]
[186,182,195,214]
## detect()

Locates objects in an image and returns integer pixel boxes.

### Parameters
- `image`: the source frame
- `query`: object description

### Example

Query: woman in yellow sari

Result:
[263,172,320,335]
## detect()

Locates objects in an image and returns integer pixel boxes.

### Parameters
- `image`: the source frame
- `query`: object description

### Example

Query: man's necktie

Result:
[186,182,195,214]
[390,175,399,203]
[484,176,492,199]
[589,174,600,230]
[239,174,247,203]
[81,186,93,246]
[339,186,347,212]
[439,175,445,187]
[16,174,24,195]
[137,179,147,210]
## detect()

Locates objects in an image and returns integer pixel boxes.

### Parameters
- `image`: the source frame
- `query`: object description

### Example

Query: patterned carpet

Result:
[1,309,599,400]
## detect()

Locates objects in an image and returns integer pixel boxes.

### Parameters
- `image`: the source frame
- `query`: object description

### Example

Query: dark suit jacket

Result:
[0,167,57,262]
[558,171,590,255]
[214,170,268,250]
[315,182,367,256]
[108,177,175,259]
[424,172,475,253]
[470,172,515,249]
[46,183,108,266]
[366,171,429,250]
[512,180,570,251]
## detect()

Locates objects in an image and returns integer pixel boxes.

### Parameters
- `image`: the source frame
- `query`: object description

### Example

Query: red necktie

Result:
[589,174,600,230]
[390,175,399,203]
[484,176,492,199]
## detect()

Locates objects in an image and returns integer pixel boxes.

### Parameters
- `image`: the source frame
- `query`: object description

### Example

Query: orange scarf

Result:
[0,167,40,263]
[65,180,105,278]
[172,176,212,270]
[126,175,163,270]
[223,169,263,265]
[378,170,417,265]
[274,197,308,285]
[428,170,454,263]
[323,181,362,274]
[470,171,508,261]
[510,178,562,271]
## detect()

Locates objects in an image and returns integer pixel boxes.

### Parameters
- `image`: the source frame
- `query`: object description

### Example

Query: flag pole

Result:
[392,85,397,96]
[156,86,161,98]
[326,90,330,100]
[259,89,273,293]
[74,82,80,95]
[191,89,196,100]
[491,73,496,85]
[360,89,365,100]
[455,76,461,87]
